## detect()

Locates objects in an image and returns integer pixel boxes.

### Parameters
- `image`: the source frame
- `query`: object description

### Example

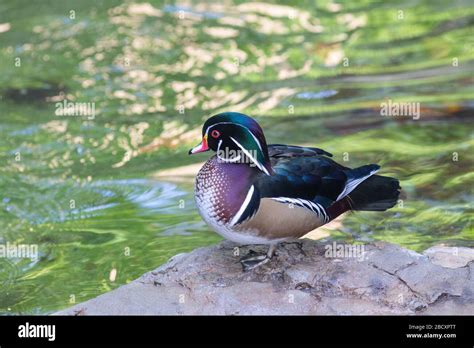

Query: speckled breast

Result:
[194,156,256,229]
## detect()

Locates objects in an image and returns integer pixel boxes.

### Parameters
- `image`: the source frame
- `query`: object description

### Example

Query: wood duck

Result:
[189,112,400,270]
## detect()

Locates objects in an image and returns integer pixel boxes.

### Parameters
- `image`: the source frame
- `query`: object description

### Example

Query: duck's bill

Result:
[188,135,209,155]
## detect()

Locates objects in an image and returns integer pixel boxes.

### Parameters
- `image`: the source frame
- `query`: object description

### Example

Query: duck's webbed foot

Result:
[239,244,276,271]
[240,253,269,271]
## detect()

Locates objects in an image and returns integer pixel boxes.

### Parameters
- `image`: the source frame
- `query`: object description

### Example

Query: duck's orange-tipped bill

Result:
[188,135,209,155]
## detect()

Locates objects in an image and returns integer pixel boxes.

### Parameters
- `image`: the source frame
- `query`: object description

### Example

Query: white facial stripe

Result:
[230,136,270,175]
[204,122,263,152]
[217,139,242,162]
[248,128,263,152]
[230,185,255,226]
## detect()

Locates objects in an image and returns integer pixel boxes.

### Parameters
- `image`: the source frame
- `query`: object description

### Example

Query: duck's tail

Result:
[327,174,401,220]
[348,174,401,211]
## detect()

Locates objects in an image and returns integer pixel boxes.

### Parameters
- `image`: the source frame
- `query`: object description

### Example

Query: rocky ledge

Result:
[56,240,474,315]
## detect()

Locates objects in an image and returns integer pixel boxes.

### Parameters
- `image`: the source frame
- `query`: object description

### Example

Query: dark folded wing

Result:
[257,144,349,207]
[235,144,380,225]
[268,144,333,164]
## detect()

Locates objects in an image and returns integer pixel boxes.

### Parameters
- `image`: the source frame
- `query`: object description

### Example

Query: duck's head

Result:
[189,112,273,175]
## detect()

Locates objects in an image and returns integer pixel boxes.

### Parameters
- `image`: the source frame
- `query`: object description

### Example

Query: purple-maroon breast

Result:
[195,156,259,224]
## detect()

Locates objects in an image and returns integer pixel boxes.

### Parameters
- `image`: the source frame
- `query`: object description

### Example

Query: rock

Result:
[55,240,474,315]
[423,246,474,269]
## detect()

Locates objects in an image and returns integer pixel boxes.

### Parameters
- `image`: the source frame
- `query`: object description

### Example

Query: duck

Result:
[189,112,400,270]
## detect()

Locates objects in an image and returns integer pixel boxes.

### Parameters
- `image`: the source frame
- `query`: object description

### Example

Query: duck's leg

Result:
[240,244,277,271]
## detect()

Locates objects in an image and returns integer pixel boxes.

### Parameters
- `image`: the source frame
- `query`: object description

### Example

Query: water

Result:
[0,0,473,314]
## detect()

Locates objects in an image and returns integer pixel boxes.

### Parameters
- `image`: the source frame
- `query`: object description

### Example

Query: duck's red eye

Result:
[211,130,220,139]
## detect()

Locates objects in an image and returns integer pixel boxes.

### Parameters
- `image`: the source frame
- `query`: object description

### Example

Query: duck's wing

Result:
[268,144,333,163]
[258,144,378,214]
[231,144,379,226]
